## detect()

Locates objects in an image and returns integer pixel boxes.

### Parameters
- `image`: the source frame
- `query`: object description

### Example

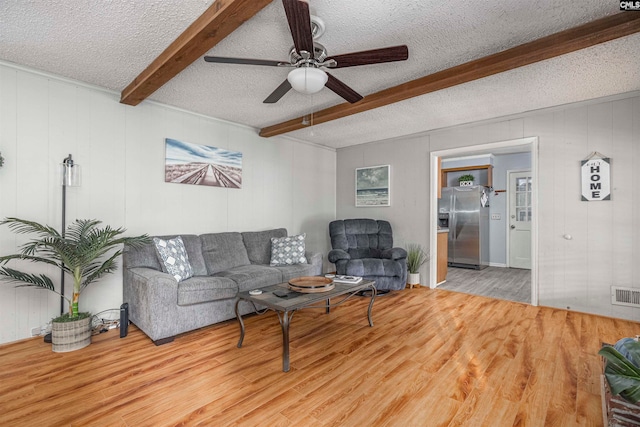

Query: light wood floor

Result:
[439,266,532,304]
[1,288,638,426]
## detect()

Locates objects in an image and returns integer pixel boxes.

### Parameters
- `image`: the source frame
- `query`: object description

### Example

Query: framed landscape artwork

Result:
[164,138,242,189]
[356,165,390,207]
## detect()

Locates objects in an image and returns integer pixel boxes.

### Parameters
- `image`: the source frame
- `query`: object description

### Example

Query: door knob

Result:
[510,225,515,229]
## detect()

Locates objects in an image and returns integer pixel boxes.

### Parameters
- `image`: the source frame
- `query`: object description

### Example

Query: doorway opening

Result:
[429,137,539,306]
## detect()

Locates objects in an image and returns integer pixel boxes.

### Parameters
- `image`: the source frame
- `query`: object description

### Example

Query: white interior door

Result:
[509,171,532,269]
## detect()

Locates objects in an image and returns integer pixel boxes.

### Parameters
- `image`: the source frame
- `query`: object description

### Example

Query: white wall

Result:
[336,135,431,262]
[0,63,336,344]
[336,92,640,321]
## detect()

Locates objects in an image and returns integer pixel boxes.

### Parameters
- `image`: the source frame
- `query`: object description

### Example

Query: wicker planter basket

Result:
[52,316,92,353]
[601,345,640,426]
[601,374,640,426]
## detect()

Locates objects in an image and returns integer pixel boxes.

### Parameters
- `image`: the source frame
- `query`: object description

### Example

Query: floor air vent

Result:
[611,286,640,307]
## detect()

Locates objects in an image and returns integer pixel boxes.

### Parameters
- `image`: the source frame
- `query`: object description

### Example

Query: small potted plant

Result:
[0,217,150,352]
[458,174,475,187]
[406,243,429,287]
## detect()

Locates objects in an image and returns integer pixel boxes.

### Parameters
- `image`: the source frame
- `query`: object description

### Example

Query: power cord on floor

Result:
[91,309,121,335]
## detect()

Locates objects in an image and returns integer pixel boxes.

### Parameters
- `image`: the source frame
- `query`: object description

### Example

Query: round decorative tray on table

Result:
[288,276,335,293]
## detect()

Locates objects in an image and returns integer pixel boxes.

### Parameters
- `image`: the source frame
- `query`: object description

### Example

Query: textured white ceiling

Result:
[1,1,638,149]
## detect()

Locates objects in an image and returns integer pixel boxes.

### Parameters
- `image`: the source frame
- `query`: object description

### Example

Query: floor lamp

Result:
[60,154,81,314]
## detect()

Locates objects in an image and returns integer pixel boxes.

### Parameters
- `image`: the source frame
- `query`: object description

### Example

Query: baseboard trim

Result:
[489,262,507,268]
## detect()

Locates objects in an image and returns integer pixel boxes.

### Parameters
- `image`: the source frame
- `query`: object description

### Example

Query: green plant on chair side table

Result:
[0,217,150,351]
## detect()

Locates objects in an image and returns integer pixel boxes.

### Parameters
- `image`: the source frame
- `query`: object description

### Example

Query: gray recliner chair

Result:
[328,219,407,291]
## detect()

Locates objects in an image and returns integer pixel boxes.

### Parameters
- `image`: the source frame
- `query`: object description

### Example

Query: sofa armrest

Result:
[305,250,323,267]
[304,250,323,276]
[382,247,407,260]
[123,267,180,342]
[128,267,176,283]
[328,249,350,264]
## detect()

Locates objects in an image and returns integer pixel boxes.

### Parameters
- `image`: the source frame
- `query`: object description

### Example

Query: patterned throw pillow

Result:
[153,236,193,282]
[270,234,307,266]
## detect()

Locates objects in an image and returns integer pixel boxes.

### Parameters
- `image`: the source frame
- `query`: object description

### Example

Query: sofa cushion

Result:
[125,234,207,276]
[329,219,393,259]
[153,236,193,282]
[343,258,403,278]
[124,241,163,271]
[213,265,283,292]
[242,228,287,265]
[200,232,251,274]
[270,234,307,266]
[175,235,207,276]
[349,247,383,259]
[177,276,238,305]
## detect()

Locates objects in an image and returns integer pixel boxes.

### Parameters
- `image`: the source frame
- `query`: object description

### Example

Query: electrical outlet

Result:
[31,326,41,336]
[491,213,501,220]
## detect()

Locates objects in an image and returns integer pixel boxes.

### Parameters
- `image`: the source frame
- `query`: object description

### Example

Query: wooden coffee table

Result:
[234,279,376,372]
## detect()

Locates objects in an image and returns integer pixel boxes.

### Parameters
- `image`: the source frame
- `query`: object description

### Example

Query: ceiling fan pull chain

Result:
[309,94,315,136]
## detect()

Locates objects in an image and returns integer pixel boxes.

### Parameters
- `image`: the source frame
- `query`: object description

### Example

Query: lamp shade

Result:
[287,67,328,94]
[61,155,81,187]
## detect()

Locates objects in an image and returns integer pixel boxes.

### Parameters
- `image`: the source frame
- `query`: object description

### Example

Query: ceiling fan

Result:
[203,0,409,104]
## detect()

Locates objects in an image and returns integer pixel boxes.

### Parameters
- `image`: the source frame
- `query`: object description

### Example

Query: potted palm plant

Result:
[0,217,149,352]
[406,243,429,287]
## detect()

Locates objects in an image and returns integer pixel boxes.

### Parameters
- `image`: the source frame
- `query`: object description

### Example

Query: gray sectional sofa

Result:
[123,228,322,344]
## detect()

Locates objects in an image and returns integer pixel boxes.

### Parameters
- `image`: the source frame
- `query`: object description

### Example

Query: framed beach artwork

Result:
[355,165,390,207]
[164,138,242,189]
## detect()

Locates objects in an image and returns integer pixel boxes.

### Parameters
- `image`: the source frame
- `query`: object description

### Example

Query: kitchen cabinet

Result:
[440,164,493,194]
[437,229,448,284]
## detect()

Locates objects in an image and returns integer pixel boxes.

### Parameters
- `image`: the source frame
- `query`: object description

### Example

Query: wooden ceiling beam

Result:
[259,12,640,138]
[120,0,273,106]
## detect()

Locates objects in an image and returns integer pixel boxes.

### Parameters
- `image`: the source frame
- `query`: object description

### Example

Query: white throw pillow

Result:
[270,234,307,266]
[153,236,193,282]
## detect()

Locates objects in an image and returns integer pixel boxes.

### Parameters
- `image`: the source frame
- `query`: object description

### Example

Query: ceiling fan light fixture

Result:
[287,67,327,94]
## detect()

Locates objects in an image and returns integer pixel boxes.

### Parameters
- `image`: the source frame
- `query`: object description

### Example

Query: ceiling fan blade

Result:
[204,56,287,67]
[325,73,363,104]
[263,79,293,104]
[326,45,409,68]
[282,0,314,57]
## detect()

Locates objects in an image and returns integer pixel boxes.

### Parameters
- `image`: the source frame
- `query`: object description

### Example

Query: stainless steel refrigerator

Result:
[438,186,490,269]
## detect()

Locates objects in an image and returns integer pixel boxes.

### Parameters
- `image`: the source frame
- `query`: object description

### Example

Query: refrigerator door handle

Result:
[452,194,457,241]
[450,207,456,240]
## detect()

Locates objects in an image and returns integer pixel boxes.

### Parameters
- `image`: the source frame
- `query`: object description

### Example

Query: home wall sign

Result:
[581,152,610,201]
